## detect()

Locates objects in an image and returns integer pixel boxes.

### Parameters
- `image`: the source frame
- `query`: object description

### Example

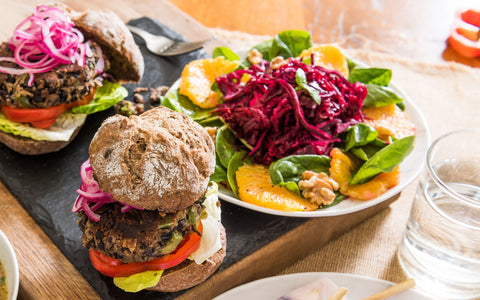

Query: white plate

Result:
[0,229,19,300]
[213,272,433,300]
[218,81,431,217]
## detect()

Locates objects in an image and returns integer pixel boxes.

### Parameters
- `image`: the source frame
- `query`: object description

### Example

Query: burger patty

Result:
[0,42,102,109]
[78,198,205,263]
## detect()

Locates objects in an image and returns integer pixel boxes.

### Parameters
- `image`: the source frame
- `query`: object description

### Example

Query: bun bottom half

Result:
[0,126,82,155]
[148,224,227,293]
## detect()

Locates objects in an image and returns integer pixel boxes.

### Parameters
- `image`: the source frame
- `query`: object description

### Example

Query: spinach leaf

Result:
[162,83,212,120]
[216,125,237,168]
[212,47,241,61]
[349,135,415,185]
[348,67,392,86]
[227,151,251,197]
[210,158,228,183]
[198,115,224,127]
[344,123,378,151]
[252,30,312,61]
[350,139,387,161]
[295,68,321,104]
[269,154,331,190]
[363,84,404,108]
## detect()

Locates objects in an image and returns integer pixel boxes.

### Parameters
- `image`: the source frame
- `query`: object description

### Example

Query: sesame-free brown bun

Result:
[89,106,216,212]
[148,224,226,292]
[68,8,144,83]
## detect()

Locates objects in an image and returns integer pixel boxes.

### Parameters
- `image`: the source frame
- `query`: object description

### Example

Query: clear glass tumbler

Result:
[398,129,480,300]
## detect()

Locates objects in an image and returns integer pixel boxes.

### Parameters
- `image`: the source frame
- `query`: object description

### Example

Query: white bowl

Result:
[0,230,19,300]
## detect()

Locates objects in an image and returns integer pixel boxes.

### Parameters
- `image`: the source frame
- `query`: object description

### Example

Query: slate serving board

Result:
[0,17,307,299]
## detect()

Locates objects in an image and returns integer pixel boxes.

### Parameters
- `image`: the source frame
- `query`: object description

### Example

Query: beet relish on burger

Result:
[0,5,143,155]
[72,106,226,293]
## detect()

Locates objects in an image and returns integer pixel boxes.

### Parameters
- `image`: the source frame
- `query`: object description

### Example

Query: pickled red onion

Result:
[0,5,104,86]
[72,159,143,222]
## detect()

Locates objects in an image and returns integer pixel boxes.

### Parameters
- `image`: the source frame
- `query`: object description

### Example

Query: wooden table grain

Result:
[0,0,479,299]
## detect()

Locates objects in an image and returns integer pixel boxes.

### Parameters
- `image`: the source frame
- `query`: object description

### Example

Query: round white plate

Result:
[0,229,19,300]
[218,81,431,217]
[213,272,433,300]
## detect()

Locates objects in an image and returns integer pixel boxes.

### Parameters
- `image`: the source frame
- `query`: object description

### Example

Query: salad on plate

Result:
[162,30,418,214]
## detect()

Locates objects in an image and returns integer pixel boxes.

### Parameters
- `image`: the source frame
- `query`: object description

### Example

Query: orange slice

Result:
[362,104,416,142]
[179,57,239,109]
[236,164,318,212]
[329,148,400,200]
[298,44,349,77]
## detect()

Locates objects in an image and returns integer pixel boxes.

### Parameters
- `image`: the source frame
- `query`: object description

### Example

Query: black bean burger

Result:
[72,106,226,293]
[0,5,143,155]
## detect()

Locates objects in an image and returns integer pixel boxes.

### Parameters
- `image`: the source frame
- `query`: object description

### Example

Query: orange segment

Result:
[298,44,349,77]
[179,57,239,109]
[362,104,416,142]
[236,164,318,212]
[329,148,400,200]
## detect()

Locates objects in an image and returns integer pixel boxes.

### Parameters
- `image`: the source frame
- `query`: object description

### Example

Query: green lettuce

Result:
[0,112,86,141]
[113,270,164,293]
[71,81,128,114]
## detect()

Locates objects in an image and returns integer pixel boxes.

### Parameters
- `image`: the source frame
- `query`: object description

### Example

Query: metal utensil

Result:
[127,25,211,56]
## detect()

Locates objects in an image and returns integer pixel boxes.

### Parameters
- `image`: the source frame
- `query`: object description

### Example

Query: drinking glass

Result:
[398,129,480,299]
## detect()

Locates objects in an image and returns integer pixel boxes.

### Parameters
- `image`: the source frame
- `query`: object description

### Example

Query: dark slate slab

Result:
[0,17,307,299]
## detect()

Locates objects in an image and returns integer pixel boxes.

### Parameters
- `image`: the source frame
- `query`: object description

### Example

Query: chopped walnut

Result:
[271,56,287,69]
[298,170,339,207]
[205,126,217,144]
[248,48,263,65]
[133,93,145,103]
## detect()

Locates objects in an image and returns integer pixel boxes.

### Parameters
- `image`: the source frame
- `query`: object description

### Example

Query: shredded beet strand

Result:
[215,59,367,164]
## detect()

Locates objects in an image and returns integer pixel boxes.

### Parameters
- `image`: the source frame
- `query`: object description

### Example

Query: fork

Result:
[127,25,211,56]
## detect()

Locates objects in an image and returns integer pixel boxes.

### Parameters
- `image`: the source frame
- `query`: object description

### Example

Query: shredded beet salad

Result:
[215,59,367,165]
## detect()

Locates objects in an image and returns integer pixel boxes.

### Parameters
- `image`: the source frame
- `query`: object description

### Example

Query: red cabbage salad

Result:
[162,30,415,210]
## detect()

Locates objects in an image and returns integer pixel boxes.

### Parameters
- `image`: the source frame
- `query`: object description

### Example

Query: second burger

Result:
[72,106,226,293]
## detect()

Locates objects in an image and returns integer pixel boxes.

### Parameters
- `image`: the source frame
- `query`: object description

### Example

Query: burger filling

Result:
[77,182,223,292]
[78,198,205,263]
[0,42,102,109]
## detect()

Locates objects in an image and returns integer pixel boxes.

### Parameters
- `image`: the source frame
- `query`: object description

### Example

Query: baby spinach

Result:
[253,30,312,61]
[349,135,415,185]
[216,125,237,168]
[363,84,404,108]
[162,85,212,121]
[348,67,392,86]
[210,157,228,183]
[227,151,251,197]
[212,46,241,61]
[350,140,387,161]
[295,68,321,104]
[344,123,378,151]
[269,154,331,194]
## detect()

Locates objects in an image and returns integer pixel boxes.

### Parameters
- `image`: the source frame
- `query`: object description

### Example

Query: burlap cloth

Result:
[212,28,480,284]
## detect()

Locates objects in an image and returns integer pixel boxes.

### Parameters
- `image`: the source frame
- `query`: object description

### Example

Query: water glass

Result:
[398,129,480,299]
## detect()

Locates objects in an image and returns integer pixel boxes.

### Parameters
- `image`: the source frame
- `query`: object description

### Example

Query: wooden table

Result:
[0,0,479,299]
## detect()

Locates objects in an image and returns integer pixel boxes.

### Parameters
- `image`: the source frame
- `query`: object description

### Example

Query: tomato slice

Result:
[0,88,96,129]
[89,222,203,278]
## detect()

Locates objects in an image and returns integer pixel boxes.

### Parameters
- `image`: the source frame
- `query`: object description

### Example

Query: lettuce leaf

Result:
[0,112,86,141]
[71,81,128,114]
[113,270,164,293]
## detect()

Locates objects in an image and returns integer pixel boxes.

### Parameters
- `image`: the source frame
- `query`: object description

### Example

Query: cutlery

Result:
[127,25,211,56]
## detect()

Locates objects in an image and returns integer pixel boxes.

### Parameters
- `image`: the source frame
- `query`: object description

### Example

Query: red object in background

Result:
[448,9,480,58]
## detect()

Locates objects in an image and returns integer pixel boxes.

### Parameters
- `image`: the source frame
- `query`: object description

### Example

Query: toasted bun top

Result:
[68,8,144,83]
[89,106,215,212]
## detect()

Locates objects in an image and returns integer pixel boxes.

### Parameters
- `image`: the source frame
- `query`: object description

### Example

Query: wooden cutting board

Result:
[0,1,401,299]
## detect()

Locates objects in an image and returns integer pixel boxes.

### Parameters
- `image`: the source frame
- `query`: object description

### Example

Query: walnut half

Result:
[298,170,339,207]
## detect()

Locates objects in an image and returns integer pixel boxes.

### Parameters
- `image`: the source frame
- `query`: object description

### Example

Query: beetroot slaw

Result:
[215,59,367,165]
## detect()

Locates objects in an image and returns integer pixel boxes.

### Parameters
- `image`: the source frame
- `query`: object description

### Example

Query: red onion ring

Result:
[72,159,143,222]
[0,6,104,86]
